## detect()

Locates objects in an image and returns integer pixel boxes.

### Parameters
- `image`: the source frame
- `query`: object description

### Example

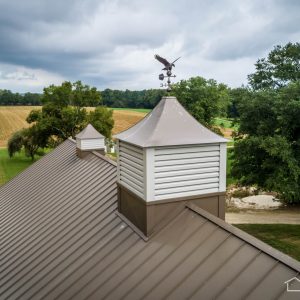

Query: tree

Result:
[227,87,251,119]
[25,81,109,145]
[171,76,230,128]
[248,42,300,90]
[8,130,24,158]
[88,106,114,139]
[8,81,114,158]
[232,81,300,204]
[7,125,48,160]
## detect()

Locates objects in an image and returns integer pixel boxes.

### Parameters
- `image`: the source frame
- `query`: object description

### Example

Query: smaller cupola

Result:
[76,124,105,158]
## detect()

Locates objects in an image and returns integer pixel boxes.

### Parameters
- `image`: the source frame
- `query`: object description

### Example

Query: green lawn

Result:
[111,108,151,113]
[0,148,47,186]
[213,117,239,130]
[235,224,300,261]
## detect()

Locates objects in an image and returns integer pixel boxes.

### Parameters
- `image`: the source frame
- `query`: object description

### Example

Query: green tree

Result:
[232,81,300,204]
[88,106,114,139]
[7,125,48,160]
[227,87,251,119]
[8,81,113,158]
[248,42,300,90]
[8,130,24,158]
[171,76,230,128]
[26,81,107,144]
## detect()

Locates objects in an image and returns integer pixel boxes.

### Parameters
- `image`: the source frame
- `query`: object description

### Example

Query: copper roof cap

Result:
[114,96,227,147]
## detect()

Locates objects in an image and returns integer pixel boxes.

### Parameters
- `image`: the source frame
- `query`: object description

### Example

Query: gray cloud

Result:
[0,70,36,80]
[0,0,299,92]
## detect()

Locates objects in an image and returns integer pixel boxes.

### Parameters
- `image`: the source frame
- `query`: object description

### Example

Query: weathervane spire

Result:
[154,54,180,92]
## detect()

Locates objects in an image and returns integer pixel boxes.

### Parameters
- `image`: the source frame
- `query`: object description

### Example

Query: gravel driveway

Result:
[226,210,300,224]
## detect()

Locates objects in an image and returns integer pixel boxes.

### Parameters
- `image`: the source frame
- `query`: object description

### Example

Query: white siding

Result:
[219,143,227,192]
[79,138,105,150]
[118,141,144,199]
[153,145,221,201]
[144,148,155,201]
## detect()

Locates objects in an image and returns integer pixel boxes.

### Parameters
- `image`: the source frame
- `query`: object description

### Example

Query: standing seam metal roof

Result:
[0,139,299,300]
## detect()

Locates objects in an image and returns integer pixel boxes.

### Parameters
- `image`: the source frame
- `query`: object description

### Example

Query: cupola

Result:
[76,124,105,158]
[114,96,228,238]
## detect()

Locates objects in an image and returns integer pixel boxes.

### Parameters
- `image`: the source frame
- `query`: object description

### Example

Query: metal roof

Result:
[76,124,104,139]
[0,139,299,300]
[114,96,227,147]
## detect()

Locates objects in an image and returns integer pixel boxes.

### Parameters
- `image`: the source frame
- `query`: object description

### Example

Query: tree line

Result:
[0,90,42,105]
[0,88,166,108]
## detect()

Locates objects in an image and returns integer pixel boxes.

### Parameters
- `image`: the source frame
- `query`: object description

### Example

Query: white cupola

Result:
[114,96,228,237]
[76,124,105,157]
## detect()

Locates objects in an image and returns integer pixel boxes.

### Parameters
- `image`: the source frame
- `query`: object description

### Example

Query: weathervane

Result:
[154,54,181,92]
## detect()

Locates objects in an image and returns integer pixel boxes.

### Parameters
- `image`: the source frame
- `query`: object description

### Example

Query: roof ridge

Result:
[145,97,167,146]
[68,137,76,143]
[91,151,117,167]
[186,202,300,273]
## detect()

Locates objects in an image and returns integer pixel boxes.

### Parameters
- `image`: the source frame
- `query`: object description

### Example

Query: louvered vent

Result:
[118,141,144,199]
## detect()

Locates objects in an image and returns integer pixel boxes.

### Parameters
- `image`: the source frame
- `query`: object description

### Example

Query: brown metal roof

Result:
[0,139,299,300]
[114,96,227,147]
[76,124,104,139]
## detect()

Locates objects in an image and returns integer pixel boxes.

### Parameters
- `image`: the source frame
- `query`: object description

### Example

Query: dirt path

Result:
[226,210,300,224]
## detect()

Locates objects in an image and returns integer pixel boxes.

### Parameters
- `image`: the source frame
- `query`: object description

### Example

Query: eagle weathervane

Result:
[154,54,181,92]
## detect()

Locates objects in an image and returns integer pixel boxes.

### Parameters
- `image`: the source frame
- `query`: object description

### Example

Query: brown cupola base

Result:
[117,183,225,238]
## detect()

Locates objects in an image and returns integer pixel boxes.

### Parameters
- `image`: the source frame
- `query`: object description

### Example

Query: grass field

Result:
[235,224,300,261]
[111,108,151,114]
[213,117,238,130]
[0,148,48,185]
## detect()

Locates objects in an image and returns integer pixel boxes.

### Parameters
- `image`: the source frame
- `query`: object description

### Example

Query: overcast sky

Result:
[0,0,299,92]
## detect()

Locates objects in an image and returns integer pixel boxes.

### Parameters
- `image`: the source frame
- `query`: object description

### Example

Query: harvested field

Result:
[0,106,235,144]
[112,110,146,134]
[0,106,40,147]
[0,106,147,147]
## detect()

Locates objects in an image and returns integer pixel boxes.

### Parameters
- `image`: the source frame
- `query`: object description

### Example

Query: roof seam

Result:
[242,260,280,299]
[0,162,113,251]
[0,202,119,292]
[213,250,262,300]
[51,229,139,300]
[275,271,300,299]
[25,214,123,300]
[163,230,232,299]
[186,202,300,272]
[187,241,246,299]
[2,216,122,300]
[121,219,210,300]
[83,210,192,299]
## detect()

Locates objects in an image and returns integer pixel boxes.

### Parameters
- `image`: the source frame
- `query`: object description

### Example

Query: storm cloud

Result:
[0,0,299,92]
